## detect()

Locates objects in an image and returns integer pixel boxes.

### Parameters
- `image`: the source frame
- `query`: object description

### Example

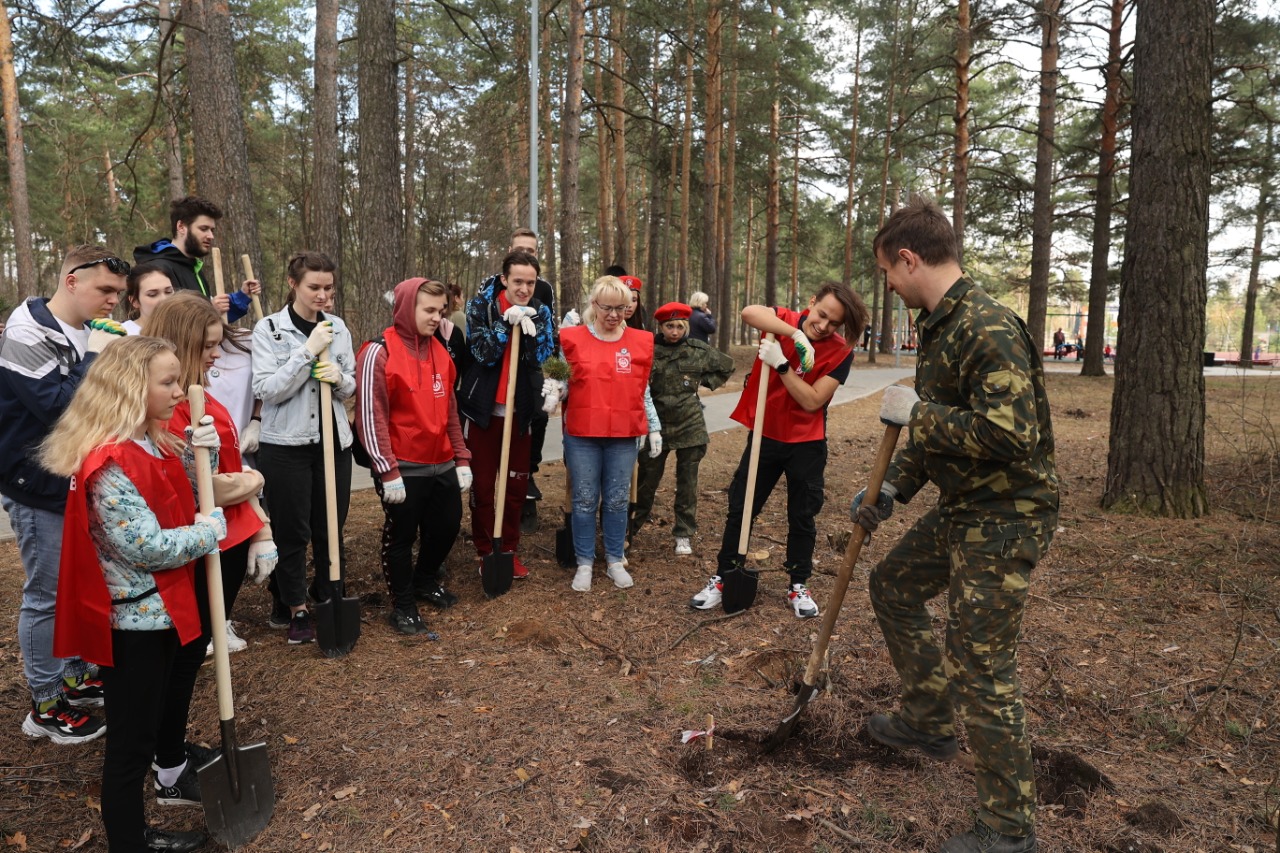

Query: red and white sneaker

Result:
[23,697,106,744]
[689,575,723,610]
[513,556,530,579]
[788,583,820,619]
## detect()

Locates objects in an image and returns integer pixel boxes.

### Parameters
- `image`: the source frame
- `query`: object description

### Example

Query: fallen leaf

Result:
[283,735,299,745]
[785,807,822,821]
[332,786,357,800]
[5,831,27,850]
[474,706,493,714]
[318,843,332,851]
[301,803,323,821]
[383,827,397,838]
[572,817,594,829]
[515,767,530,783]
[590,609,604,622]
[68,829,92,850]
[85,796,101,814]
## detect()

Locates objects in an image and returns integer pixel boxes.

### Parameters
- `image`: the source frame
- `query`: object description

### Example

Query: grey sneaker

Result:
[865,712,959,760]
[940,821,1036,852]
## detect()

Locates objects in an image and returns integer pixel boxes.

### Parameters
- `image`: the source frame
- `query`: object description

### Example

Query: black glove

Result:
[849,483,898,534]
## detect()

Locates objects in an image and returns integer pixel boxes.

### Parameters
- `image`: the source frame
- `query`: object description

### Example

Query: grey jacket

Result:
[251,307,355,448]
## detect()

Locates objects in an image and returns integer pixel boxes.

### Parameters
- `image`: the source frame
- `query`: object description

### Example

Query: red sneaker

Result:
[513,556,529,579]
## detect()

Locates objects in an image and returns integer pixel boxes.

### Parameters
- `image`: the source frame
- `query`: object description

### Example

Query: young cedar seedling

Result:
[542,356,571,382]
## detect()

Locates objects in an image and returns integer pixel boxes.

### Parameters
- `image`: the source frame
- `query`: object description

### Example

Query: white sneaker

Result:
[690,576,723,610]
[225,621,247,653]
[788,584,820,619]
[605,562,634,589]
[674,537,692,556]
[572,565,593,592]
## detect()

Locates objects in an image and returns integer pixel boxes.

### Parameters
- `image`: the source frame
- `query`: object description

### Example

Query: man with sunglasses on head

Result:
[0,245,130,743]
[133,195,261,322]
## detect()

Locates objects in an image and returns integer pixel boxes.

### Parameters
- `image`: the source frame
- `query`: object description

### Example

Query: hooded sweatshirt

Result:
[133,239,251,323]
[355,278,471,484]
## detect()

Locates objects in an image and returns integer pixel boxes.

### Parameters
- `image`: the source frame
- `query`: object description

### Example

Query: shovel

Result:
[211,248,229,323]
[721,334,774,614]
[761,422,902,753]
[481,324,522,598]
[189,386,275,847]
[313,347,360,657]
[239,254,265,322]
[555,463,575,568]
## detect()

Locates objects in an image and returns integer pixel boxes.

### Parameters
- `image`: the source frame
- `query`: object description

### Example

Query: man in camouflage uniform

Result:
[630,302,735,554]
[851,197,1058,853]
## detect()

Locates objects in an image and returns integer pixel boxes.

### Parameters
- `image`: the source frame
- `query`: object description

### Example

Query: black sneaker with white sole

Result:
[154,761,202,806]
[62,673,106,708]
[22,697,106,745]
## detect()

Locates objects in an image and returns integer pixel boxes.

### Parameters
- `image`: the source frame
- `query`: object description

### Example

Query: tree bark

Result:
[611,6,630,270]
[356,0,404,338]
[789,112,801,311]
[644,33,665,306]
[1238,122,1272,369]
[559,0,586,313]
[158,0,185,201]
[594,12,612,268]
[403,33,418,277]
[1082,0,1124,378]
[1027,0,1061,353]
[312,0,342,304]
[0,0,36,299]
[541,23,558,287]
[1103,0,1211,518]
[764,3,780,308]
[676,8,694,303]
[717,0,738,356]
[953,0,971,264]
[701,0,723,309]
[842,22,863,288]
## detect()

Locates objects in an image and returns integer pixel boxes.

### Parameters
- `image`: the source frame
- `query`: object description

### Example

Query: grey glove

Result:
[879,385,920,427]
[850,483,899,534]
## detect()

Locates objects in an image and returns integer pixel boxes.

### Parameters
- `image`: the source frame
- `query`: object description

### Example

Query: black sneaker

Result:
[22,697,106,745]
[154,761,201,806]
[526,475,542,501]
[388,608,427,636]
[63,673,105,708]
[287,610,315,645]
[866,712,959,760]
[413,581,458,609]
[184,741,219,769]
[142,827,208,853]
[267,599,291,630]
[940,821,1036,852]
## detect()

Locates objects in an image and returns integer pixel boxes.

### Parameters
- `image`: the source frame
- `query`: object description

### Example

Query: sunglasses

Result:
[68,257,131,276]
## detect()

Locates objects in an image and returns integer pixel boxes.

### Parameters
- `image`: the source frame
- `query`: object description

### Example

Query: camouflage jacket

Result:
[887,277,1059,524]
[648,336,736,449]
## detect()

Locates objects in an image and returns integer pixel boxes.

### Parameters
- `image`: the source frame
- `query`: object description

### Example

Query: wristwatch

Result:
[774,360,791,375]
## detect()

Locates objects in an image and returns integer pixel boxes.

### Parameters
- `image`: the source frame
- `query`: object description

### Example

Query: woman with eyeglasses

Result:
[552,276,661,593]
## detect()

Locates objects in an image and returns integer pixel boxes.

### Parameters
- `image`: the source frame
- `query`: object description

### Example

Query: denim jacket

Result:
[251,307,355,448]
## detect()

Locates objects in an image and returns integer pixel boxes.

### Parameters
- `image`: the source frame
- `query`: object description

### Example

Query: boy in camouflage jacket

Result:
[629,302,735,555]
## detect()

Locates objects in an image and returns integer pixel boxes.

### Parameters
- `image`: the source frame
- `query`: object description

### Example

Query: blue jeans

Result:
[3,496,90,703]
[563,434,638,566]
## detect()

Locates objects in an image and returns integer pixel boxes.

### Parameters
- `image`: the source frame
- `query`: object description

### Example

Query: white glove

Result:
[562,308,581,327]
[240,420,261,454]
[305,320,334,356]
[541,378,566,413]
[310,360,341,384]
[790,329,815,371]
[456,466,473,493]
[502,305,537,338]
[381,476,406,504]
[646,431,663,458]
[186,415,220,449]
[196,508,227,541]
[880,385,920,426]
[758,338,788,370]
[86,319,127,353]
[247,540,278,583]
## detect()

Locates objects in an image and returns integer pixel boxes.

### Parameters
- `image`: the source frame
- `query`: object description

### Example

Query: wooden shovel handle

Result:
[211,248,228,323]
[189,385,236,723]
[736,333,775,555]
[240,254,264,322]
[493,326,521,539]
[799,422,902,688]
[319,347,342,583]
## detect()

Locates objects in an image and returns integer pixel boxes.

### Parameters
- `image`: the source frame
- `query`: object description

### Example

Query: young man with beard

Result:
[133,196,262,323]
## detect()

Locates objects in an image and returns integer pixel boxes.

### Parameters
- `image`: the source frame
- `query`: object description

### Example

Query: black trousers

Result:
[258,442,351,608]
[529,410,549,474]
[715,434,827,585]
[378,472,463,611]
[101,628,193,852]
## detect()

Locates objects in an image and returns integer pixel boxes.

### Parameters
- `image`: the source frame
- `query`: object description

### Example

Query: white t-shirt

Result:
[123,319,143,336]
[207,332,255,437]
[54,318,88,358]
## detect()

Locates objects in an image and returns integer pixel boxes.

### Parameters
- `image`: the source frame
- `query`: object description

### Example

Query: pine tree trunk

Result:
[1103,0,1211,518]
[594,12,612,268]
[644,33,664,305]
[403,37,418,277]
[0,0,36,299]
[1027,0,1061,352]
[312,0,342,304]
[764,4,780,309]
[743,194,755,345]
[842,23,863,288]
[541,26,558,287]
[158,0,185,201]
[356,0,404,338]
[1082,0,1123,378]
[701,0,723,308]
[611,7,630,270]
[185,0,263,298]
[1239,122,1271,369]
[716,0,738,355]
[953,0,971,263]
[559,0,586,312]
[789,113,800,311]
[676,10,695,303]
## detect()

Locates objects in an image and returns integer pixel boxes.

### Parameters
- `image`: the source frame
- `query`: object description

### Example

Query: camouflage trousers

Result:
[631,443,707,539]
[868,507,1054,838]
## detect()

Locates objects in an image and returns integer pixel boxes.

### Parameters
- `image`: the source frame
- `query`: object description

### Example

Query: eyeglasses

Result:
[68,257,131,276]
[594,302,628,316]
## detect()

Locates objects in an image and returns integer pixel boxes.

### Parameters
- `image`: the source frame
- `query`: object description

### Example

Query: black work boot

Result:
[939,821,1036,852]
[866,712,959,760]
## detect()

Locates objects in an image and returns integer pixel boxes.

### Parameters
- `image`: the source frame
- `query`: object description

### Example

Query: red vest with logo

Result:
[167,394,263,549]
[54,441,203,666]
[382,330,455,465]
[561,325,654,438]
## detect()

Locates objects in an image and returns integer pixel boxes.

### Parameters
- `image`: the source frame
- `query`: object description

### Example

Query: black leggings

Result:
[378,472,463,611]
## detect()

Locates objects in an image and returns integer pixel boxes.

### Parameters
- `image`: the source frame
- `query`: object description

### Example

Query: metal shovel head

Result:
[555,512,575,568]
[520,499,538,534]
[760,680,822,754]
[198,740,274,849]
[481,549,514,598]
[720,564,759,614]
[314,592,360,658]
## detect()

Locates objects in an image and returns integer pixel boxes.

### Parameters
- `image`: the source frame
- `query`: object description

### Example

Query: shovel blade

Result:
[198,742,274,849]
[760,681,822,754]
[314,594,360,657]
[555,513,575,568]
[720,564,759,614]
[481,551,514,598]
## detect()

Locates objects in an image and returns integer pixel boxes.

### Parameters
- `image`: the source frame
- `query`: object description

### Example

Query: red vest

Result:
[167,394,263,549]
[382,330,455,465]
[54,441,203,666]
[561,326,654,438]
[731,307,851,443]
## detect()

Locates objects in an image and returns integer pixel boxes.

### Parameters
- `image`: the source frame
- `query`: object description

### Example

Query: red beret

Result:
[618,275,643,291]
[654,301,692,322]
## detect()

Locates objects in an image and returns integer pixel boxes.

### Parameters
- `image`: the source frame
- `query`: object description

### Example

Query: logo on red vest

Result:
[432,372,445,397]
[615,348,632,374]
